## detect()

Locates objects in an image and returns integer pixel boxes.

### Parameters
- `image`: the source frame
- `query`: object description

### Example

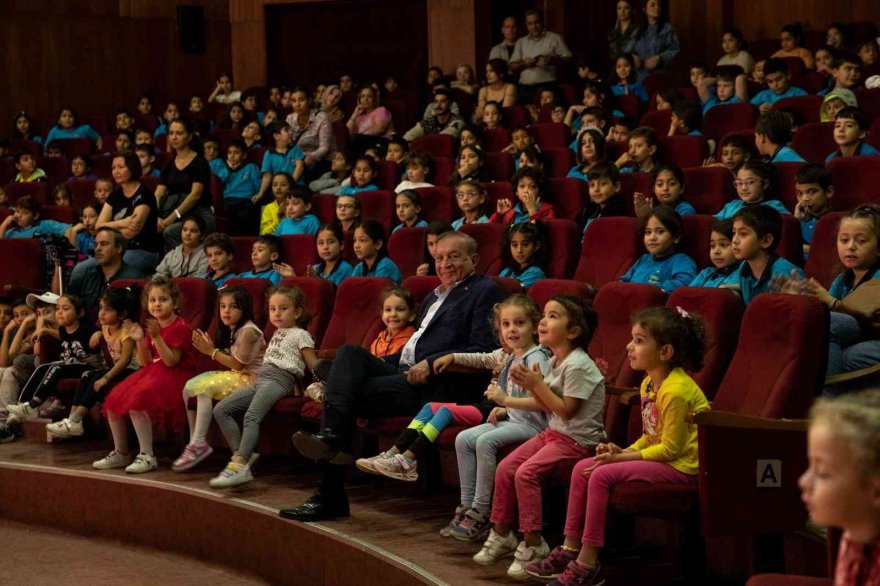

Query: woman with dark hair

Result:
[154,118,215,250]
[346,86,394,152]
[12,112,41,146]
[608,0,638,60]
[285,87,334,180]
[631,0,680,80]
[475,59,517,121]
[772,22,815,69]
[717,27,755,74]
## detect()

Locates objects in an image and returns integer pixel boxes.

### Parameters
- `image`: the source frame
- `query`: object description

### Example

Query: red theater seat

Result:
[0,239,44,292]
[484,128,512,153]
[827,156,880,209]
[530,123,569,149]
[543,219,579,279]
[679,214,716,268]
[388,227,427,278]
[279,277,335,346]
[747,576,830,586]
[246,147,267,168]
[480,181,513,215]
[502,106,530,129]
[376,160,402,191]
[433,156,454,187]
[401,275,440,307]
[318,277,391,351]
[804,212,845,288]
[542,147,575,179]
[682,166,735,215]
[549,178,588,219]
[618,172,651,216]
[779,213,805,266]
[230,236,256,274]
[774,161,806,212]
[66,179,98,209]
[660,135,708,169]
[639,109,672,136]
[42,205,77,224]
[772,95,822,125]
[357,190,395,232]
[527,279,593,310]
[172,278,217,331]
[413,186,454,222]
[410,134,456,160]
[704,103,758,148]
[221,277,271,332]
[4,182,49,205]
[280,234,317,276]
[458,223,506,275]
[575,217,641,291]
[485,152,515,182]
[58,138,93,158]
[615,94,641,121]
[311,194,337,225]
[790,122,835,164]
[492,277,523,296]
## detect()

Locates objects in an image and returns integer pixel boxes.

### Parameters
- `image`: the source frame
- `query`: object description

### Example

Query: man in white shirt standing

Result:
[489,16,519,63]
[509,9,572,102]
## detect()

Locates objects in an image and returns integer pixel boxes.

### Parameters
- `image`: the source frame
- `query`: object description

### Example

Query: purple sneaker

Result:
[549,560,605,586]
[172,441,214,472]
[525,546,578,580]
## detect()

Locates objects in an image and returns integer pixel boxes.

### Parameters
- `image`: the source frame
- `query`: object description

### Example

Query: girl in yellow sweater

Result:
[524,306,710,585]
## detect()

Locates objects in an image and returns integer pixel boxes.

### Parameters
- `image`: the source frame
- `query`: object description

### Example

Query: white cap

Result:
[26,292,60,308]
[865,75,880,90]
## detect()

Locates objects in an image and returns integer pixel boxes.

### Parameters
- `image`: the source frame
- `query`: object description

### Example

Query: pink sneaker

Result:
[172,441,214,472]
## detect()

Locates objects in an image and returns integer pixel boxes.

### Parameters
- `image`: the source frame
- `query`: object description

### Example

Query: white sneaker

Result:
[125,453,158,474]
[355,451,391,474]
[209,461,253,488]
[507,537,550,580]
[7,402,37,420]
[46,418,84,439]
[93,450,134,470]
[473,528,518,565]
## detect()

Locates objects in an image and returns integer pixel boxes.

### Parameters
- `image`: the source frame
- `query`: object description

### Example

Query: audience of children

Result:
[619,207,698,293]
[491,168,556,225]
[689,219,740,288]
[393,190,428,232]
[498,221,548,289]
[350,220,402,283]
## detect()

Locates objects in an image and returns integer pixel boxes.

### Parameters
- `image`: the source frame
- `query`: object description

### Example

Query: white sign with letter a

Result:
[756,459,782,487]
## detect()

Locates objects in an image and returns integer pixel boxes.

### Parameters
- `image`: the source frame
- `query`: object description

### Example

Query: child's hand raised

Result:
[633,192,653,218]
[144,319,161,338]
[793,200,808,221]
[273,262,295,278]
[488,407,507,423]
[519,190,538,214]
[432,354,455,373]
[496,198,513,215]
[770,269,806,296]
[509,362,544,392]
[415,262,430,276]
[192,329,215,356]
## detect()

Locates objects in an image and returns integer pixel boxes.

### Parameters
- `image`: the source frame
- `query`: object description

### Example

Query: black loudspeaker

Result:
[177,5,206,54]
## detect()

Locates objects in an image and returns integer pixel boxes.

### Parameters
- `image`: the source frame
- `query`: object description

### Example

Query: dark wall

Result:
[265,0,427,89]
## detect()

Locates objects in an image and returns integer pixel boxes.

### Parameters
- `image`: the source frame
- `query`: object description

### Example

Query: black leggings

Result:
[72,368,137,410]
[19,362,95,405]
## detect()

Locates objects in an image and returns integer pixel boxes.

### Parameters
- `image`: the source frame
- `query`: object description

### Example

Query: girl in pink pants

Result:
[525,306,711,586]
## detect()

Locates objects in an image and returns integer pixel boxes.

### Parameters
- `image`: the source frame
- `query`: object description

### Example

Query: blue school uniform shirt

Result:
[351,256,402,283]
[800,215,821,246]
[392,219,428,233]
[312,260,354,287]
[276,214,320,236]
[611,82,649,102]
[674,200,697,216]
[750,86,807,107]
[619,252,697,292]
[498,265,545,288]
[207,271,238,288]
[689,265,739,288]
[828,262,880,299]
[237,267,283,285]
[4,220,70,238]
[737,255,803,304]
[714,199,791,220]
[825,142,880,163]
[208,158,226,176]
[452,215,489,230]
[566,166,589,182]
[75,231,95,256]
[147,168,162,178]
[215,162,262,200]
[767,145,806,164]
[260,147,305,180]
[154,122,168,137]
[702,94,742,114]
[337,184,378,196]
[43,125,100,146]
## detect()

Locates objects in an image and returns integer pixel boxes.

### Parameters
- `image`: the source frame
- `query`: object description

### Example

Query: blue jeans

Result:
[454,420,540,514]
[69,249,159,282]
[825,311,880,396]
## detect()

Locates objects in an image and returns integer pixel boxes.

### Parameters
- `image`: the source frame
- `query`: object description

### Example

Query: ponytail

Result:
[633,306,707,372]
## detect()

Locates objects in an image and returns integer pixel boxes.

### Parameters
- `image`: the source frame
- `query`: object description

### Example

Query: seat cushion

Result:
[609,482,698,516]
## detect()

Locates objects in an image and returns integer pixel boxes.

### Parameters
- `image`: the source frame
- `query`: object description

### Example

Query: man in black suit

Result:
[281,231,504,521]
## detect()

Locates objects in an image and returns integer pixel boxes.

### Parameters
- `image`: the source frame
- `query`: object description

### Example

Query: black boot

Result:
[292,428,353,464]
[278,490,350,521]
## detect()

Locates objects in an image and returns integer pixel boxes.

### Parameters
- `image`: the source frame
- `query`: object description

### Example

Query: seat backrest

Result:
[66,179,98,209]
[278,276,336,346]
[491,276,524,297]
[804,212,845,288]
[771,95,822,125]
[388,227,427,278]
[682,165,735,215]
[43,205,78,224]
[246,147,267,168]
[714,294,828,419]
[280,234,317,276]
[172,277,218,331]
[59,138,93,158]
[679,214,715,269]
[311,193,337,225]
[778,213,805,267]
[542,147,575,179]
[502,106,530,129]
[773,161,806,212]
[856,88,880,125]
[480,181,513,215]
[402,275,441,309]
[575,217,641,289]
[828,156,880,210]
[543,219,579,279]
[320,277,392,350]
[413,186,454,223]
[704,103,758,146]
[376,160,402,191]
[433,156,454,186]
[410,134,456,160]
[615,94,641,121]
[485,152,515,182]
[549,177,588,219]
[221,277,272,334]
[617,172,650,216]
[358,189,395,232]
[0,239,44,291]
[666,287,744,397]
[4,182,49,205]
[790,122,835,164]
[639,109,672,136]
[459,222,506,275]
[660,135,708,169]
[484,127,512,153]
[527,279,594,310]
[230,236,256,274]
[530,123,569,149]
[589,282,668,388]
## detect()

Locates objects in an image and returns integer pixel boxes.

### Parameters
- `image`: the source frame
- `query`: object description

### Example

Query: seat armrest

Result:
[317,349,337,360]
[691,410,809,430]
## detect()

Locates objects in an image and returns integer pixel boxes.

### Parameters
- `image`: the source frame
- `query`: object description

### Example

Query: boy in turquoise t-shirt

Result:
[731,205,803,304]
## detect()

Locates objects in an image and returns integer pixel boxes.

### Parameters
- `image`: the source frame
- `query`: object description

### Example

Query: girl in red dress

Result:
[95,276,201,474]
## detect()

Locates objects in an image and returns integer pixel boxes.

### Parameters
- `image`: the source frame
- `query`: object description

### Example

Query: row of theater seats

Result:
[0,210,850,298]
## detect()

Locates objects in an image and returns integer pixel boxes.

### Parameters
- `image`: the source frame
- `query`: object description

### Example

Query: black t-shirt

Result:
[60,322,103,367]
[107,184,161,252]
[160,154,212,209]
